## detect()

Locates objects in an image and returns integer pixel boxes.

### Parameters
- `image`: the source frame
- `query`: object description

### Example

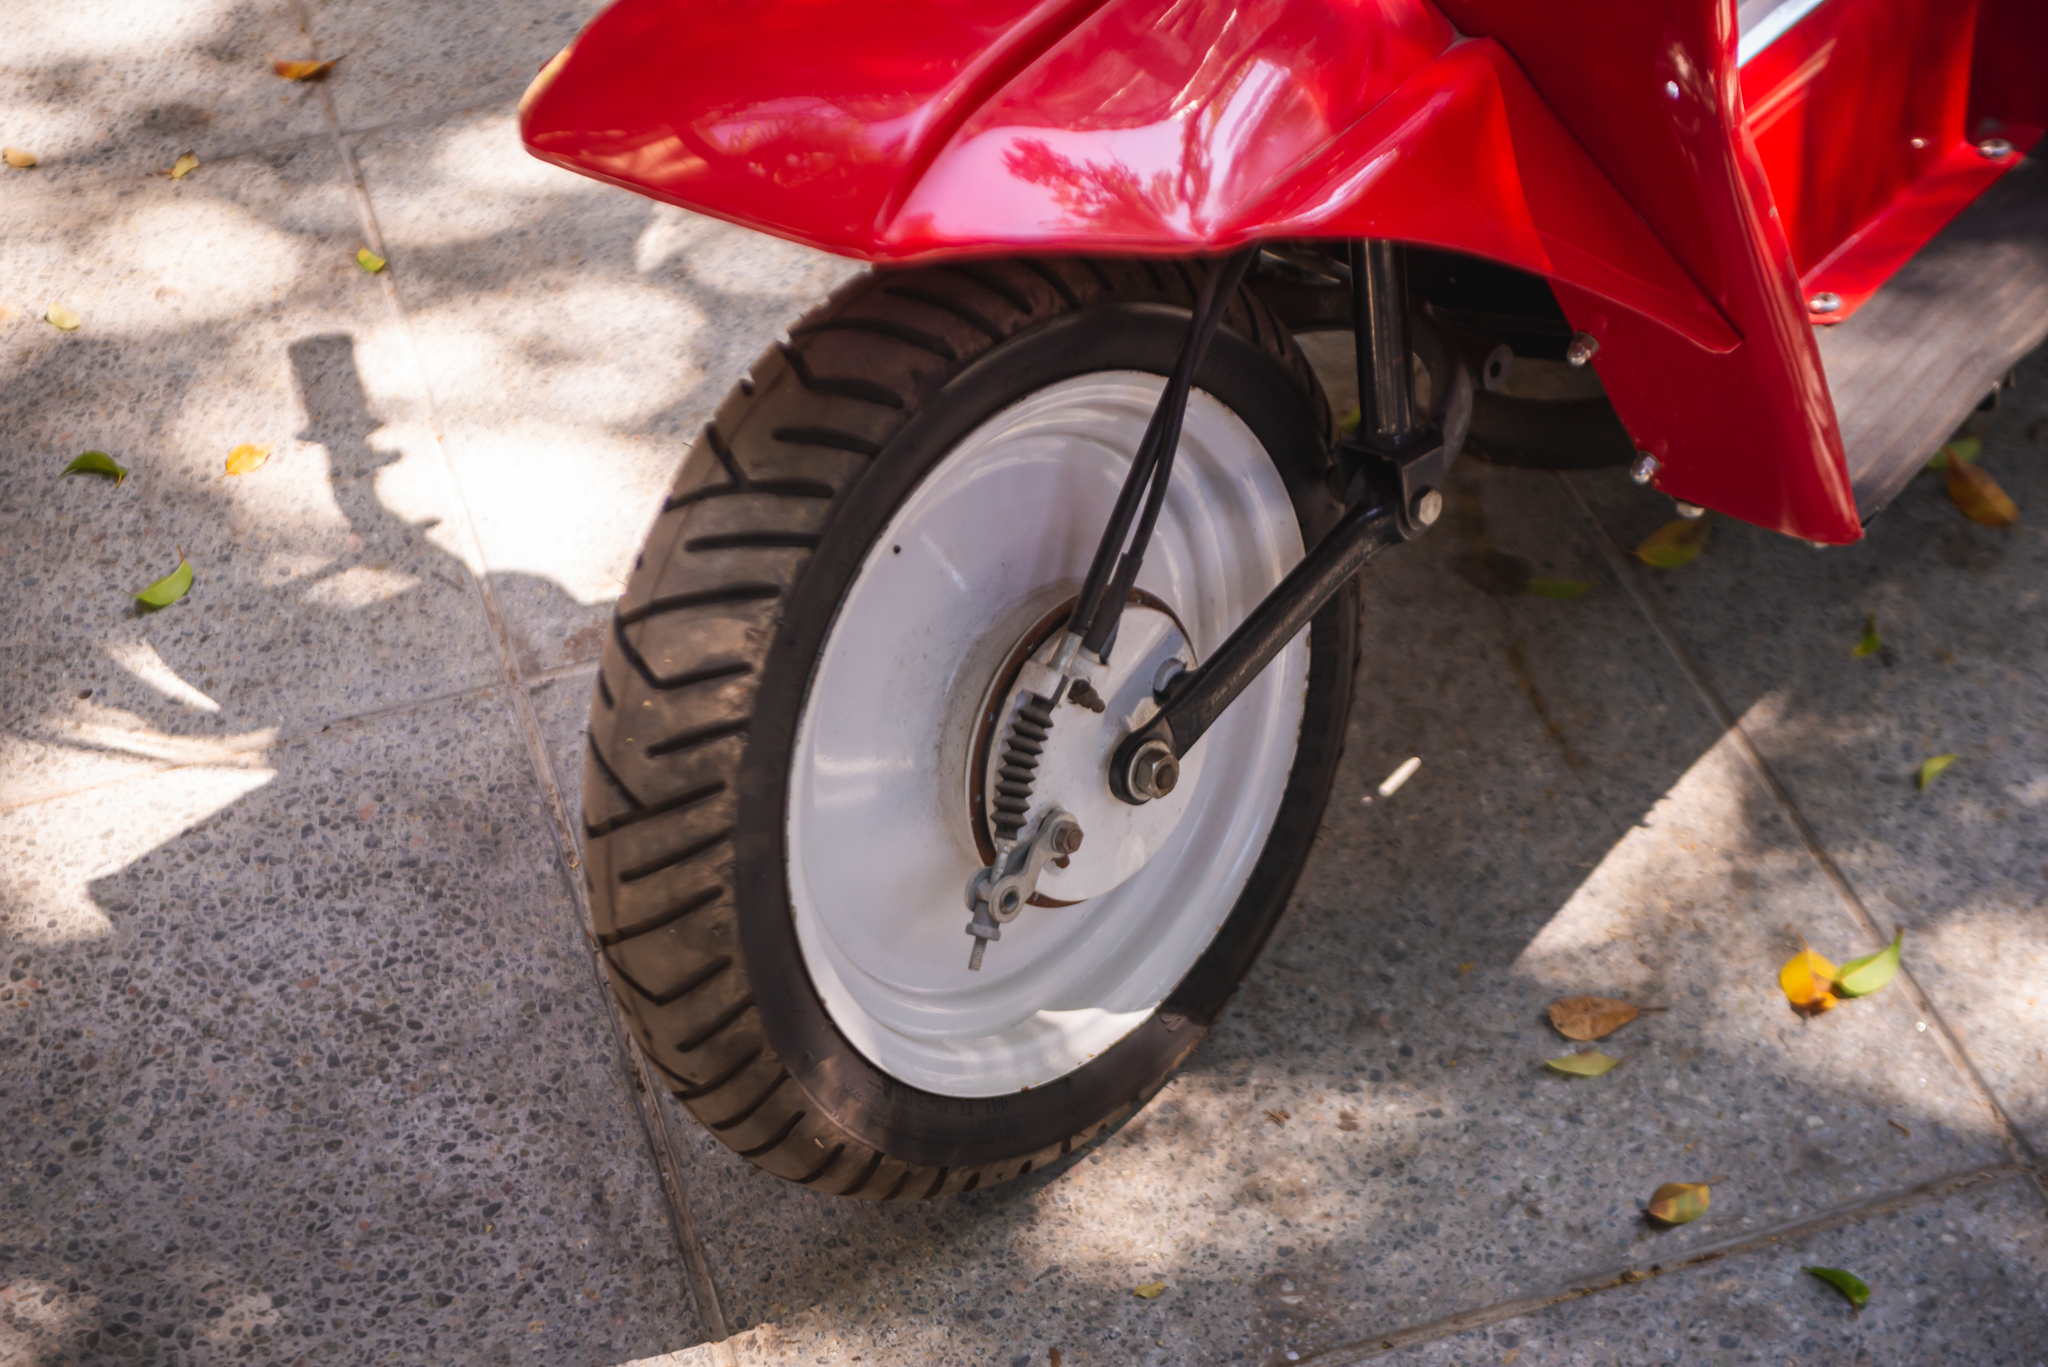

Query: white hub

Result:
[785,373,1310,1096]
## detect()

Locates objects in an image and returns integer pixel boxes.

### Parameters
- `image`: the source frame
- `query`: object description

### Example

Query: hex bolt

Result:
[1808,291,1842,315]
[1411,487,1443,527]
[1049,822,1084,857]
[1978,137,2014,160]
[1565,332,1600,367]
[1126,739,1179,801]
[1630,452,1661,485]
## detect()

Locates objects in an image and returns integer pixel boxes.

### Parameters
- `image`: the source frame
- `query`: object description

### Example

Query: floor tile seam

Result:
[1308,1159,2029,1365]
[0,676,529,816]
[1556,471,2042,1171]
[286,5,736,1331]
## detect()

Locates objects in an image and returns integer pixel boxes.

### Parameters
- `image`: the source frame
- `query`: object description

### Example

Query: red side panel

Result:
[1435,0,1862,544]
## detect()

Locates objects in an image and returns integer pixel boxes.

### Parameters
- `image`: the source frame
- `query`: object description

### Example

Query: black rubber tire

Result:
[583,256,1359,1198]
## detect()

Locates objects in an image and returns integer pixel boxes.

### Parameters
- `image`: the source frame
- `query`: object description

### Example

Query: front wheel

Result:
[583,257,1358,1197]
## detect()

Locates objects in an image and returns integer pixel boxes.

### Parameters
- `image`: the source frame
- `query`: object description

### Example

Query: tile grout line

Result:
[1309,1160,2029,1364]
[1557,471,2043,1179]
[280,1,734,1350]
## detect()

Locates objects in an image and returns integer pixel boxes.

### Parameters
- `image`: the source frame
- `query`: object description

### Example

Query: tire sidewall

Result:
[734,300,1358,1168]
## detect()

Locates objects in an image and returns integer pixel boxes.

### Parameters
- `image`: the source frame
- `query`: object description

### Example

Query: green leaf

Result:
[1528,578,1593,600]
[1804,1266,1870,1309]
[1545,1049,1620,1076]
[1917,753,1960,790]
[1925,435,1981,471]
[1834,930,1902,998]
[1853,612,1880,657]
[135,556,193,611]
[356,247,386,273]
[62,451,127,485]
[1634,518,1710,569]
[1644,1181,1711,1225]
[1336,404,1361,435]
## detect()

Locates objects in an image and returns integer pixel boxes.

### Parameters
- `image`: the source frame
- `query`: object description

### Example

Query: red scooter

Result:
[520,0,2048,1198]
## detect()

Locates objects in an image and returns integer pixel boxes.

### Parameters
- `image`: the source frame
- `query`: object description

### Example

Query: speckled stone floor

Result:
[4,5,2046,1367]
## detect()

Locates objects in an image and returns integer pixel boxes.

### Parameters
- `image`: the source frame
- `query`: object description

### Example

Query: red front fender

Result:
[522,0,1862,544]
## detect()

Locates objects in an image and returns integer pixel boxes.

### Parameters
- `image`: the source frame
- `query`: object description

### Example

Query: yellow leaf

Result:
[1634,517,1709,569]
[166,152,200,180]
[1545,1050,1620,1076]
[355,247,386,273]
[1547,995,1644,1041]
[1337,404,1361,435]
[3,146,37,169]
[224,443,273,476]
[1132,1280,1166,1299]
[135,555,193,610]
[1835,930,1902,998]
[1917,753,1960,790]
[45,304,81,331]
[1644,1180,1711,1226]
[1947,457,2017,526]
[275,57,341,80]
[1779,945,1839,1014]
[1853,613,1880,658]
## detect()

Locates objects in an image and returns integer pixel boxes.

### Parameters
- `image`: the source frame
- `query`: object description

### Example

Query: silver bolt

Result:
[1808,291,1842,314]
[1049,822,1084,857]
[1978,137,2014,160]
[1674,501,1705,519]
[1411,487,1443,527]
[1565,332,1600,367]
[1630,452,1661,485]
[1126,739,1179,802]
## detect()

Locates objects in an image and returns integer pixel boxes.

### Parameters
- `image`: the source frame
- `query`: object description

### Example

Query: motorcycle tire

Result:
[583,256,1358,1198]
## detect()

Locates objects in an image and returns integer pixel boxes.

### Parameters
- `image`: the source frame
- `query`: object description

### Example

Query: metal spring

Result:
[990,693,1055,845]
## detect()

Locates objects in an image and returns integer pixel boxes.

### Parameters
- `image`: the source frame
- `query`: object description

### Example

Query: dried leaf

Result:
[1337,1110,1358,1132]
[1834,930,1902,998]
[1644,1180,1711,1226]
[1264,1109,1290,1126]
[1853,613,1880,658]
[1548,995,1643,1041]
[45,304,80,331]
[275,57,340,80]
[224,443,272,476]
[1132,1280,1166,1300]
[1527,578,1593,599]
[1804,1266,1870,1310]
[1050,1351,1062,1367]
[166,152,200,180]
[1925,435,1981,471]
[1948,457,2017,526]
[1888,1119,1911,1138]
[1780,945,1839,1014]
[135,555,193,611]
[1917,753,1960,790]
[1545,1049,1620,1076]
[355,247,386,273]
[3,146,37,169]
[1634,517,1709,569]
[62,451,127,485]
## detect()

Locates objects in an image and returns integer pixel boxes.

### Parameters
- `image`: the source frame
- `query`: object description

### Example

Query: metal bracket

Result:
[964,807,1083,970]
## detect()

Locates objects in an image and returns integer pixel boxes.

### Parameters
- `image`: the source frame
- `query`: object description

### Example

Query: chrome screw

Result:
[1565,332,1600,367]
[1411,487,1443,527]
[1808,291,1842,314]
[1630,452,1661,485]
[1049,822,1084,857]
[1978,138,2014,160]
[1126,739,1179,801]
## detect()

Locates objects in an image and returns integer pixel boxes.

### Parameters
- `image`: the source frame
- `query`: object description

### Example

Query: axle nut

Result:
[1411,487,1443,527]
[1050,822,1085,856]
[1126,739,1179,802]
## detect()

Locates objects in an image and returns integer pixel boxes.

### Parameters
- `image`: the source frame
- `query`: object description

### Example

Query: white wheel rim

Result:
[786,372,1310,1097]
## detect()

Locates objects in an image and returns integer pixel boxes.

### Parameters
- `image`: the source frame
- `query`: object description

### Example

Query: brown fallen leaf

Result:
[1050,1351,1062,1367]
[1779,942,1839,1015]
[1457,961,1476,974]
[1888,1119,1911,1138]
[275,57,341,81]
[1947,456,2017,526]
[4,146,37,169]
[1337,1110,1358,1132]
[1264,1109,1290,1126]
[1644,1179,1717,1226]
[1547,995,1652,1041]
[224,443,272,475]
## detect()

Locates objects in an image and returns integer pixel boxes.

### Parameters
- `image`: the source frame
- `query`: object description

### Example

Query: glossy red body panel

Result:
[522,0,2043,545]
[1739,0,2040,324]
